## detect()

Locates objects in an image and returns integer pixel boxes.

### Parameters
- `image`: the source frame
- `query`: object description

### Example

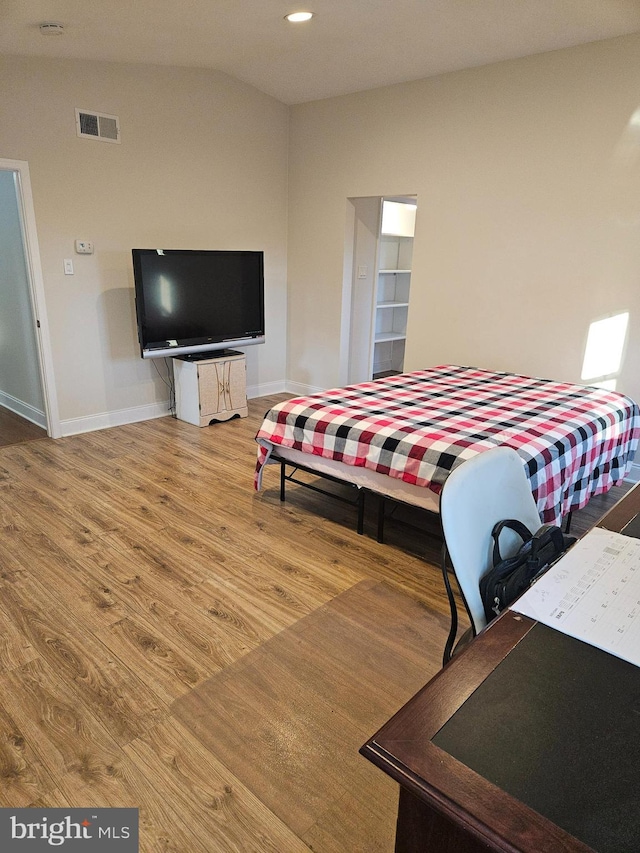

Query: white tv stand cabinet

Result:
[173,350,248,427]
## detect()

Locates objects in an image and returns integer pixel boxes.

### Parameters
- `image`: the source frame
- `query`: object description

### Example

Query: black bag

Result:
[479,519,576,623]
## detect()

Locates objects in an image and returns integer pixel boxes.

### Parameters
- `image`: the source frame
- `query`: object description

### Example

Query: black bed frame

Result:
[275,454,444,544]
[277,455,367,534]
[276,454,572,537]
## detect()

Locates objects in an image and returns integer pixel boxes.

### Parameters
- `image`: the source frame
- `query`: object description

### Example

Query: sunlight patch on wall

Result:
[581,312,629,390]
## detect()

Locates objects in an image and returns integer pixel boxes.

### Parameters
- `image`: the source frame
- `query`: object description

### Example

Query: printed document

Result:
[512,526,640,667]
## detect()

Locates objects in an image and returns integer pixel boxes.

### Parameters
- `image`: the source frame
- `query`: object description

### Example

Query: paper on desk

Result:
[512,526,640,668]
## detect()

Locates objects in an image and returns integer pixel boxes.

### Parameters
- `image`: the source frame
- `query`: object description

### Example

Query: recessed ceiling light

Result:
[285,11,314,23]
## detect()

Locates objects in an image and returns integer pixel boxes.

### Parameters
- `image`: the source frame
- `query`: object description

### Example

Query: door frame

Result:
[341,194,417,385]
[1,158,61,438]
[341,196,384,386]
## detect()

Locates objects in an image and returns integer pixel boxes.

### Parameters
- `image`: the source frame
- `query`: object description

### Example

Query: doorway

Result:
[342,195,417,385]
[0,159,60,439]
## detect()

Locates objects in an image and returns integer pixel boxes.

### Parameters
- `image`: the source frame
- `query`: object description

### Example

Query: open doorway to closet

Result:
[0,159,59,442]
[342,195,417,385]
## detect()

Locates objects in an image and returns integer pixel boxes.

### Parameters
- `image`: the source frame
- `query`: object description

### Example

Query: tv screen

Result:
[132,248,265,358]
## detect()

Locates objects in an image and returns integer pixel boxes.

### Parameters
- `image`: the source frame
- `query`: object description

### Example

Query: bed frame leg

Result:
[564,511,572,534]
[280,460,286,502]
[356,490,365,535]
[377,497,386,544]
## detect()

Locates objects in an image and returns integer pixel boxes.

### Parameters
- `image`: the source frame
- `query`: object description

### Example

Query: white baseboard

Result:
[60,401,171,437]
[247,380,288,399]
[59,381,291,436]
[283,380,326,397]
[0,389,47,429]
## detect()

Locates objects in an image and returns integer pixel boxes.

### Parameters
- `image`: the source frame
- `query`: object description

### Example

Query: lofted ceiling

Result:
[2,0,640,104]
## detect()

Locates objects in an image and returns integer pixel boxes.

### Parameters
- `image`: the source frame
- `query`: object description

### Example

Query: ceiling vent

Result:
[39,22,65,36]
[75,108,121,143]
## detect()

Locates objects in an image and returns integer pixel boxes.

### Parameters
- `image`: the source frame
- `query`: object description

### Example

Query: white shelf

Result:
[372,201,415,377]
[375,332,407,344]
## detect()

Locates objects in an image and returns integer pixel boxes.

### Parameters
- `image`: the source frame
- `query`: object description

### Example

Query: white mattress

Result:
[273,446,441,514]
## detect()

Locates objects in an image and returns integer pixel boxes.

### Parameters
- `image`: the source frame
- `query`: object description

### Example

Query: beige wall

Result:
[0,55,289,431]
[288,33,640,404]
[3,34,639,432]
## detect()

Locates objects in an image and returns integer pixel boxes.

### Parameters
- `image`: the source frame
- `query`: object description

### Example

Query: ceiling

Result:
[3,0,640,105]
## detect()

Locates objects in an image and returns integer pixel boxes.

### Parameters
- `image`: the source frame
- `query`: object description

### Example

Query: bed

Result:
[254,364,640,530]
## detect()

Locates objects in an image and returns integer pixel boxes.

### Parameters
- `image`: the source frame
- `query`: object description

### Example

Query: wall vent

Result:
[75,109,120,143]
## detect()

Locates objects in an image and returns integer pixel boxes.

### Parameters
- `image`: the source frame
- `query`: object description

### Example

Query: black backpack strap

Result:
[491,519,534,566]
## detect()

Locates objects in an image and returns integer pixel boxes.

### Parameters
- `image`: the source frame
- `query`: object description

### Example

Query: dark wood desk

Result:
[361,483,640,853]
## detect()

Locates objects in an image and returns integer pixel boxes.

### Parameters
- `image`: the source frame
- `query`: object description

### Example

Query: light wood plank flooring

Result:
[0,394,628,851]
[0,406,47,448]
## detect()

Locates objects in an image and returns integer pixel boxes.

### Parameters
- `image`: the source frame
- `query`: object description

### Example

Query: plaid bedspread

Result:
[254,365,640,524]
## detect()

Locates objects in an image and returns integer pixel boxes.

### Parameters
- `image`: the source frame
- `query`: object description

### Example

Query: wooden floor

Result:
[0,394,629,851]
[0,406,47,448]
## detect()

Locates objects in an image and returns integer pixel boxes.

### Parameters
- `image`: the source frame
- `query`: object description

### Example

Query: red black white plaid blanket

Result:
[254,365,640,524]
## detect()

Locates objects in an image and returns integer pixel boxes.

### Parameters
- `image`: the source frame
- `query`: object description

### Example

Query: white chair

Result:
[440,446,542,665]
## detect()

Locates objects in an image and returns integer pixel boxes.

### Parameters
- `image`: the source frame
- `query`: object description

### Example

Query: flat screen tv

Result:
[132,248,265,358]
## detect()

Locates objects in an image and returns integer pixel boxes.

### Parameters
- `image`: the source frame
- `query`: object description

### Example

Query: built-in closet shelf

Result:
[375,332,407,344]
[369,198,416,379]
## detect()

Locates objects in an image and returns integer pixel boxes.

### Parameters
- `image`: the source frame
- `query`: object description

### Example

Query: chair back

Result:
[440,446,542,634]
